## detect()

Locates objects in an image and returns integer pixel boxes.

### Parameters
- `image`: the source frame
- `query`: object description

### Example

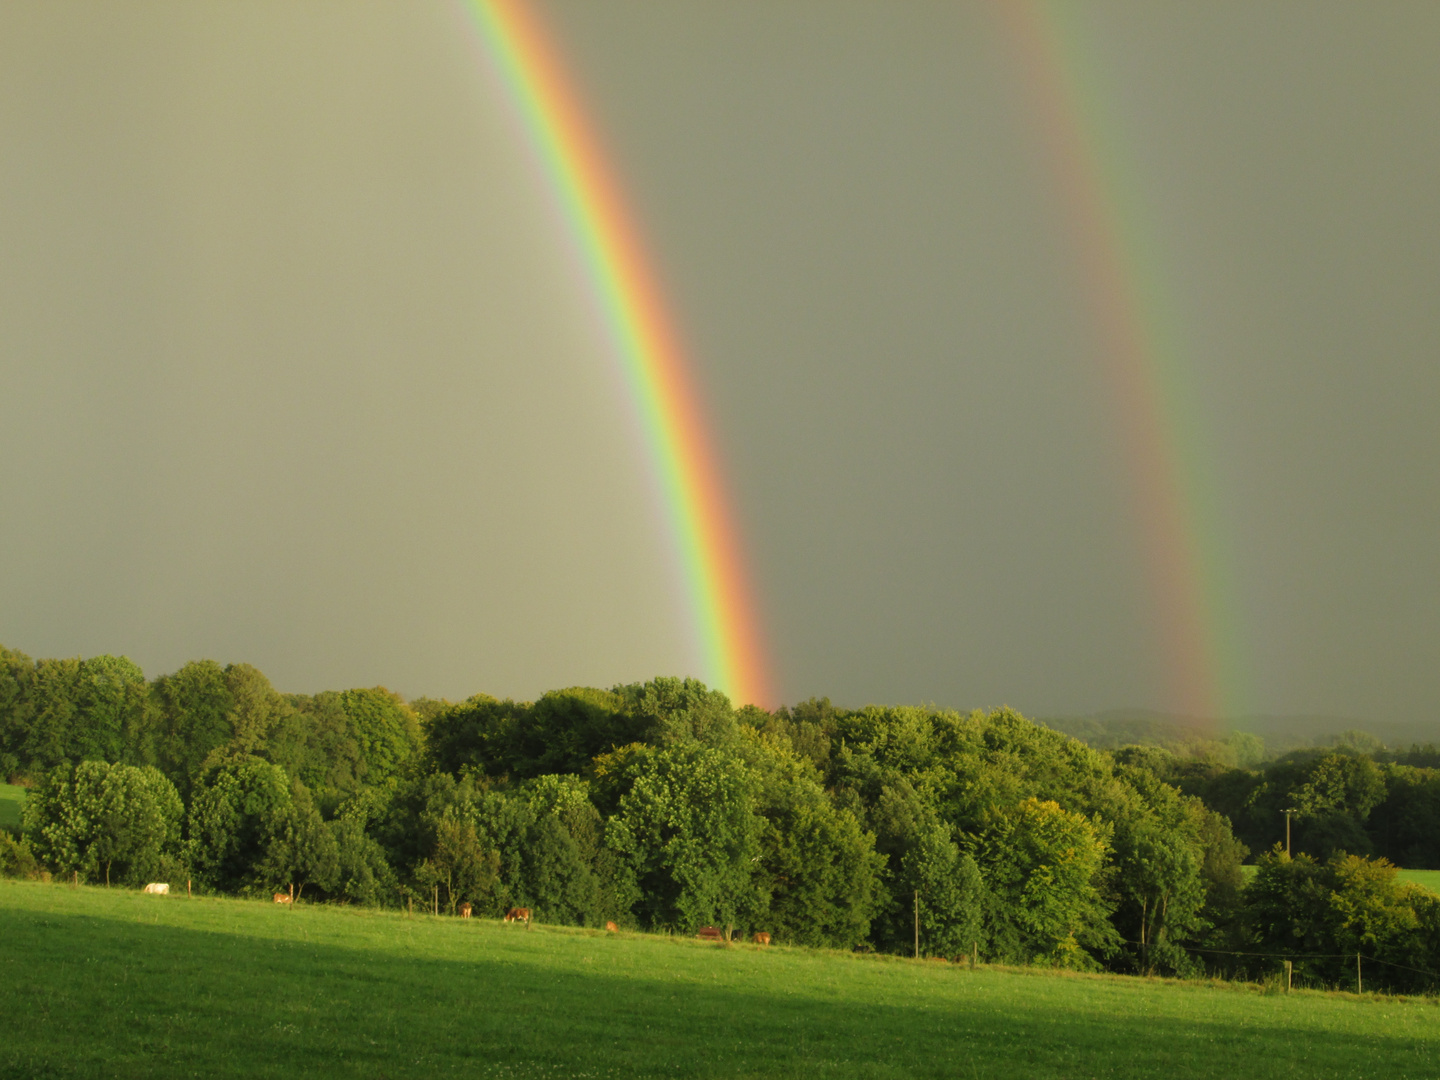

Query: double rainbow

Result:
[461,0,1236,721]
[461,0,773,707]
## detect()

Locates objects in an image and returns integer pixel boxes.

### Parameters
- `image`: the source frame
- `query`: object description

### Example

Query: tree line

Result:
[3,642,1440,993]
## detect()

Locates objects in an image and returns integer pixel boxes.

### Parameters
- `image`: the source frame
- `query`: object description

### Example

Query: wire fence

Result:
[1117,937,1440,985]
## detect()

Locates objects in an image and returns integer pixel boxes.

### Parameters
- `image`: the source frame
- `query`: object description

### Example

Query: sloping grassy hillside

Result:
[0,783,24,832]
[1,880,1437,1079]
[1239,863,1440,895]
[1398,869,1440,894]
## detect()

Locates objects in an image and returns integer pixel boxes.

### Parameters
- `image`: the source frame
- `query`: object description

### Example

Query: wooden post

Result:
[1356,953,1362,995]
[971,942,978,971]
[187,879,191,898]
[289,882,295,904]
[72,870,78,888]
[1284,960,1292,992]
[433,885,438,917]
[913,890,920,959]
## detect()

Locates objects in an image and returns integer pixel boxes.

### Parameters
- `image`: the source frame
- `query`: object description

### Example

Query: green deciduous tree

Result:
[0,645,37,778]
[186,756,294,892]
[605,743,763,932]
[254,779,339,899]
[152,661,235,797]
[976,797,1115,967]
[335,688,422,788]
[903,823,984,959]
[1245,847,1429,991]
[22,760,183,885]
[326,817,399,907]
[751,747,883,948]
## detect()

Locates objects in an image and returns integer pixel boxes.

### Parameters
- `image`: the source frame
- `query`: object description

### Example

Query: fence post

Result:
[971,941,978,971]
[1356,953,1362,995]
[913,891,919,960]
[1284,960,1292,992]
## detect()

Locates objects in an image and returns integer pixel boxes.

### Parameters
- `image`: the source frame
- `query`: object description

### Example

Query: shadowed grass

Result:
[1,879,1438,1078]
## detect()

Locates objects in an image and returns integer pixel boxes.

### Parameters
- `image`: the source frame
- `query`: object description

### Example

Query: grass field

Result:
[1398,869,1440,894]
[0,783,24,832]
[1239,863,1440,895]
[2,880,1438,1079]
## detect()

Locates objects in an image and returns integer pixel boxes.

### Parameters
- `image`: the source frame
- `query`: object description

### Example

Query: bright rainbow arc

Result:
[1001,1,1242,722]
[460,0,774,707]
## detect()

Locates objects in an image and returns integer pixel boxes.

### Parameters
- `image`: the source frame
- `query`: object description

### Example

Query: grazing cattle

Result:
[753,932,771,946]
[503,907,531,925]
[605,921,619,933]
[273,892,293,904]
[459,902,472,919]
[697,926,725,942]
[142,883,169,895]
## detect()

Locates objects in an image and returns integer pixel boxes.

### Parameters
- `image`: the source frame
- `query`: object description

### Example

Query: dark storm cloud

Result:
[1,1,1437,725]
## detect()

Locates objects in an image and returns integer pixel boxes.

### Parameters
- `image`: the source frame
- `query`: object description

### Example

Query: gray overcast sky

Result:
[1,2,1437,726]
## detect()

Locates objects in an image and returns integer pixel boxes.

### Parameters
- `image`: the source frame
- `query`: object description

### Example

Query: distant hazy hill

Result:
[1038,709,1440,760]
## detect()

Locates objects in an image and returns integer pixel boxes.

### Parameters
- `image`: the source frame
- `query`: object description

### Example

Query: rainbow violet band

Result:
[461,0,774,707]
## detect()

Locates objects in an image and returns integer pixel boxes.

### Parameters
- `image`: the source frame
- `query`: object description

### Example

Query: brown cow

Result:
[753,932,771,946]
[605,921,619,933]
[459,902,472,919]
[503,907,531,925]
[273,893,292,905]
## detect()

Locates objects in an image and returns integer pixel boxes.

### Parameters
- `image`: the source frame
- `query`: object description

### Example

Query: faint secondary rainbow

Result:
[459,0,773,707]
[1000,1,1243,722]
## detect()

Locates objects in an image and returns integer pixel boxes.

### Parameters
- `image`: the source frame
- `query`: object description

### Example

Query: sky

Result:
[1,1,1437,726]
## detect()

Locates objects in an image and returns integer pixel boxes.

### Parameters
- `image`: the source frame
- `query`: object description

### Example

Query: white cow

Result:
[143,883,169,895]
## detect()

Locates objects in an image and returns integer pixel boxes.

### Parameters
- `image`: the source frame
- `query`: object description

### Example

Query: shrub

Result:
[0,831,40,879]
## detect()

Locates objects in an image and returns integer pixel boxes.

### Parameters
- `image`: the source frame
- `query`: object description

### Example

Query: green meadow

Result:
[1398,869,1440,894]
[2,880,1437,1079]
[0,784,24,832]
[1238,863,1440,895]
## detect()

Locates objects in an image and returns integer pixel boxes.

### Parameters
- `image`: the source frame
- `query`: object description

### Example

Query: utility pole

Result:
[1282,808,1298,855]
[913,890,920,960]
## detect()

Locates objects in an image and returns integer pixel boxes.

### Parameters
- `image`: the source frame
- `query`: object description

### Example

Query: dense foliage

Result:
[4,641,1439,991]
[1126,742,1440,872]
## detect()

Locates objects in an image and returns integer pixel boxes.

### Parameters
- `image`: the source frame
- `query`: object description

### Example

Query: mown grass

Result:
[1398,869,1440,894]
[2,881,1439,1079]
[1239,863,1440,895]
[0,784,24,832]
